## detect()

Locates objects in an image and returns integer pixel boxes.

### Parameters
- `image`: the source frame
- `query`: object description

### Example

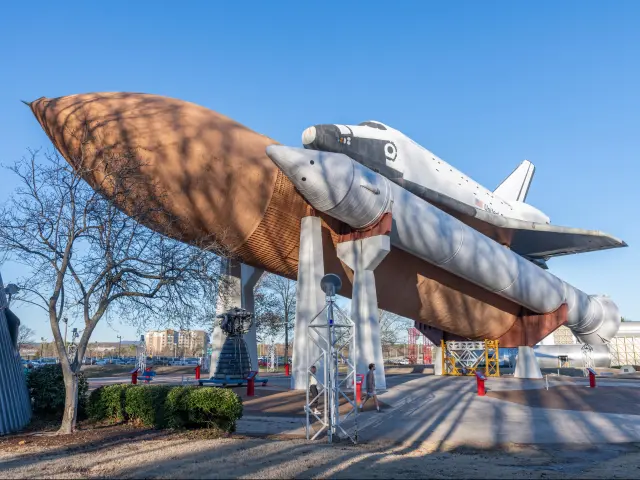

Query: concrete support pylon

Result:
[433,346,444,376]
[291,216,325,390]
[209,259,263,374]
[337,235,390,391]
[514,346,543,379]
[240,263,264,371]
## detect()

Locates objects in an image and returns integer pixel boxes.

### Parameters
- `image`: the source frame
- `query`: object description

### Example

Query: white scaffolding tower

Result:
[305,274,358,444]
[136,335,147,372]
[268,340,278,372]
[581,343,595,377]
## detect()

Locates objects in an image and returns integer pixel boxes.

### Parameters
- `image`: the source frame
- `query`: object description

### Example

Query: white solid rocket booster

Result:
[265,145,621,345]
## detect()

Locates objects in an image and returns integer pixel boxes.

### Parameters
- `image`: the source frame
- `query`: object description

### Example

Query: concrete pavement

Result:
[87,372,640,447]
[350,375,640,447]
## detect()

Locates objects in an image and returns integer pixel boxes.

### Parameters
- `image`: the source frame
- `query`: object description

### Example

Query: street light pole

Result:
[117,335,122,359]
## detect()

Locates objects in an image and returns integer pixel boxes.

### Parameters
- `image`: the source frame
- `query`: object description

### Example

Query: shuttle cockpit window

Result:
[358,121,387,130]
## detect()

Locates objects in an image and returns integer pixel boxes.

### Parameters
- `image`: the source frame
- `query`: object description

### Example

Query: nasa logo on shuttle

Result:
[484,204,499,215]
[384,142,397,161]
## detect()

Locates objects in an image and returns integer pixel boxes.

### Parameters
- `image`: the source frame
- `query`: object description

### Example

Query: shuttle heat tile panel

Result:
[29,93,280,252]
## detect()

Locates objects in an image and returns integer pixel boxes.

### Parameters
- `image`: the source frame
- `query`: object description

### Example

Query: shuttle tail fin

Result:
[494,160,535,202]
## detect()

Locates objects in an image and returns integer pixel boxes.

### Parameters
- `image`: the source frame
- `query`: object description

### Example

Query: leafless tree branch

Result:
[0,143,232,434]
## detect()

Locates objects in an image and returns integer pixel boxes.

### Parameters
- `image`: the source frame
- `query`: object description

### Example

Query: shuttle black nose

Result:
[301,124,341,152]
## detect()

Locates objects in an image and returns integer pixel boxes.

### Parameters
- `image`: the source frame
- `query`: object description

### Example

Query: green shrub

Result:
[184,387,243,433]
[26,364,89,418]
[103,384,132,422]
[87,384,243,432]
[87,384,135,422]
[87,386,107,421]
[125,385,171,428]
[165,386,191,429]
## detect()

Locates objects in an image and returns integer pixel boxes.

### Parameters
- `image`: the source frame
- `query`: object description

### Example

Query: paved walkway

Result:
[88,372,640,447]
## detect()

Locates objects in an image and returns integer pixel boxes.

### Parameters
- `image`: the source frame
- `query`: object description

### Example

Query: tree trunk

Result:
[284,314,289,366]
[59,365,79,434]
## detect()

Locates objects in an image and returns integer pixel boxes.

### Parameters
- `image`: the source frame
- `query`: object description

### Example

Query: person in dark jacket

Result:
[308,365,321,415]
[359,363,380,412]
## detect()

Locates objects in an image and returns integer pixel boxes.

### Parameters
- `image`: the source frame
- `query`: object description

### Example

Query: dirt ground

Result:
[1,424,640,479]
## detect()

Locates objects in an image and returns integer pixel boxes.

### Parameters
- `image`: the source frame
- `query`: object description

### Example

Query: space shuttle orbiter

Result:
[301,121,627,268]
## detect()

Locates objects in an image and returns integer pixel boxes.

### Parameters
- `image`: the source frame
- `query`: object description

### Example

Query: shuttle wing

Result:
[504,222,627,259]
[398,179,627,261]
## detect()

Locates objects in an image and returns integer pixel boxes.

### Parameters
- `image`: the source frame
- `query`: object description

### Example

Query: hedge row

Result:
[26,364,89,418]
[88,384,243,432]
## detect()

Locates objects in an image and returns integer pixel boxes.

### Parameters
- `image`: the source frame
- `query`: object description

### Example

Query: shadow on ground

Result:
[3,375,640,478]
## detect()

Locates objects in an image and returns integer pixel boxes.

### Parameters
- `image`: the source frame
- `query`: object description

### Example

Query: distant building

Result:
[145,329,209,356]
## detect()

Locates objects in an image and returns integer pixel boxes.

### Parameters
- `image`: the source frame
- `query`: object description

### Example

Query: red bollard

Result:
[195,365,201,380]
[588,368,596,388]
[247,377,255,396]
[355,374,365,405]
[131,368,139,385]
[475,371,486,396]
[247,370,257,397]
[285,363,290,376]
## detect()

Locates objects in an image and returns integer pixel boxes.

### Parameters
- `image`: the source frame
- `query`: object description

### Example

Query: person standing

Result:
[359,363,380,412]
[309,365,321,415]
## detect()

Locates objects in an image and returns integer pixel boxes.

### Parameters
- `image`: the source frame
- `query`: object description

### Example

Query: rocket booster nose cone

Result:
[265,146,355,213]
[301,126,316,146]
[265,145,304,177]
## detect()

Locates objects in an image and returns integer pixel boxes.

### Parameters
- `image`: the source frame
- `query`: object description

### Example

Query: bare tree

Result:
[254,273,296,364]
[379,309,411,358]
[0,147,230,434]
[18,324,35,350]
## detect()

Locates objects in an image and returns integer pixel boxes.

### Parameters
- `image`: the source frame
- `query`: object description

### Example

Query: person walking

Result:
[309,365,321,415]
[359,363,381,412]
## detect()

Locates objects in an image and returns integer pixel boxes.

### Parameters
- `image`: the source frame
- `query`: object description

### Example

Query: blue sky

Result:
[0,1,638,342]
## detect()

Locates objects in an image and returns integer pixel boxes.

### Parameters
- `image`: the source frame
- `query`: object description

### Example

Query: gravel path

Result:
[2,435,640,478]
